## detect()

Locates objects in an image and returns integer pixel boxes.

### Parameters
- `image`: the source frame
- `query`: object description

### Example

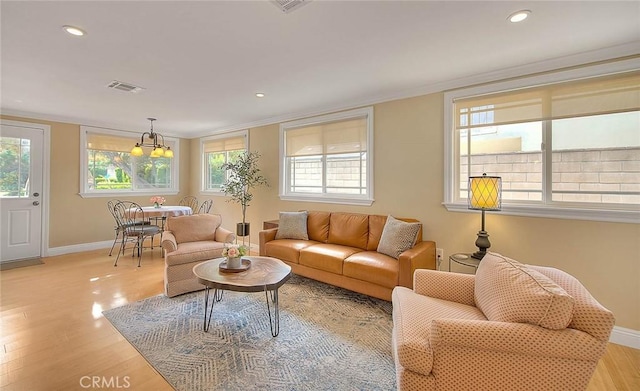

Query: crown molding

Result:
[192,41,640,138]
[0,109,185,138]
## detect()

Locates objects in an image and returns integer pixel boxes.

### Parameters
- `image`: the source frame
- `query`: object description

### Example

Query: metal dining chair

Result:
[107,199,150,257]
[197,199,213,214]
[179,196,199,212]
[112,201,162,267]
[107,199,122,256]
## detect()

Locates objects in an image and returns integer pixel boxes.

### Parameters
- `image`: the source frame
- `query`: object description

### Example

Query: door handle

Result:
[33,201,40,206]
[33,192,40,197]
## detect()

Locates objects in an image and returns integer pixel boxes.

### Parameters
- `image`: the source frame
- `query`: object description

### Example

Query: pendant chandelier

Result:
[130,118,174,158]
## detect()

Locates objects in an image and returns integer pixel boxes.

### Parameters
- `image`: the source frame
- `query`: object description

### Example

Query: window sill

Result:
[280,194,374,206]
[444,202,639,224]
[79,190,179,199]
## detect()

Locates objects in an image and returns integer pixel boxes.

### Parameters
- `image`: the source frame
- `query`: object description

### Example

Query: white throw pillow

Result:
[376,215,420,259]
[275,211,309,240]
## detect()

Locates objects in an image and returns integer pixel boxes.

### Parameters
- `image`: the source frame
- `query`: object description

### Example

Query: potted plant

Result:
[220,151,268,241]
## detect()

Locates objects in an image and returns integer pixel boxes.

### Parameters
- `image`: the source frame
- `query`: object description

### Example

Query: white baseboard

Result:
[610,326,640,349]
[47,240,113,257]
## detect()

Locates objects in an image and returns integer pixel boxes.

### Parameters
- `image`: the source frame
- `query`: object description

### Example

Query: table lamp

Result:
[468,173,502,260]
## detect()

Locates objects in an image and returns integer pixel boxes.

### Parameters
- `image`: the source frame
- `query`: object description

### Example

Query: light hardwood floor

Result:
[1,249,638,390]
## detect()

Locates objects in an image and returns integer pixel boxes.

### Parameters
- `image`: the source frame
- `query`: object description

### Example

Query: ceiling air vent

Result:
[106,80,145,93]
[271,0,311,13]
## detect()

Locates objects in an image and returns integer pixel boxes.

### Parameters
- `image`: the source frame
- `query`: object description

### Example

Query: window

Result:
[280,107,374,205]
[80,126,179,197]
[0,136,30,197]
[444,60,640,223]
[201,130,247,192]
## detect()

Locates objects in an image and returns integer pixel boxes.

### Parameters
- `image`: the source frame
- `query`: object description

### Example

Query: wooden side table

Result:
[263,220,279,230]
[449,253,481,274]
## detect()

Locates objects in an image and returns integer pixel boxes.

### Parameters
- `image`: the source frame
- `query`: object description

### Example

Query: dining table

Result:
[128,205,193,232]
[139,205,193,218]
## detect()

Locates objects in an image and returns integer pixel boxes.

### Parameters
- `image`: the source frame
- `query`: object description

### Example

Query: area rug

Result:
[103,274,396,391]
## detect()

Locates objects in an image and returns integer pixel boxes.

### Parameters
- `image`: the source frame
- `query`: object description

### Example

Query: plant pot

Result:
[226,257,242,269]
[236,222,250,237]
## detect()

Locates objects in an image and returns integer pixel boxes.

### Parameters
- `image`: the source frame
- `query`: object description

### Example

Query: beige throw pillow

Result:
[474,252,575,330]
[376,215,421,259]
[275,211,309,240]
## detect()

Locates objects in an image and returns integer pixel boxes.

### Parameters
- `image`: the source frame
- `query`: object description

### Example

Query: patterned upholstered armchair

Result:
[391,252,614,391]
[162,214,235,297]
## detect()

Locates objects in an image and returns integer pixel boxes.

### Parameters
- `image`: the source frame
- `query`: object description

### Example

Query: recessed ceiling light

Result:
[255,92,265,98]
[63,25,86,36]
[508,10,531,23]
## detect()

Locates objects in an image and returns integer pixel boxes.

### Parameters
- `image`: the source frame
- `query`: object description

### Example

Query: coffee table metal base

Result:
[202,285,282,337]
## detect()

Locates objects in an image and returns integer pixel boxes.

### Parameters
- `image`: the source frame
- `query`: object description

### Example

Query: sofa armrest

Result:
[431,318,606,362]
[259,228,278,256]
[414,269,476,307]
[397,240,436,288]
[215,226,236,243]
[161,231,178,253]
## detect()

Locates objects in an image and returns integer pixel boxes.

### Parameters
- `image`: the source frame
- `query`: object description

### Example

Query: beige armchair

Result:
[161,214,235,297]
[391,252,615,391]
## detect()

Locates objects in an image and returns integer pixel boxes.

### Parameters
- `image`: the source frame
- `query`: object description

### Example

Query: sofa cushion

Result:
[475,252,575,330]
[377,215,420,259]
[166,214,222,244]
[299,244,362,274]
[367,215,388,251]
[264,239,319,264]
[328,212,369,250]
[275,211,309,240]
[307,211,331,243]
[344,251,398,288]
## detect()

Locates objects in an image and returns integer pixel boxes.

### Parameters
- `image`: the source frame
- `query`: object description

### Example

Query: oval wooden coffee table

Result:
[193,256,291,337]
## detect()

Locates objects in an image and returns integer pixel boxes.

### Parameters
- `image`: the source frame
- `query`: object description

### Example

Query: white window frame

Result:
[200,130,248,194]
[79,126,179,198]
[279,107,374,205]
[444,58,640,224]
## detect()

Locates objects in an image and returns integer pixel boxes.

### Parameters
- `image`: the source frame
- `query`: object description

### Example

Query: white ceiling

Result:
[1,1,639,138]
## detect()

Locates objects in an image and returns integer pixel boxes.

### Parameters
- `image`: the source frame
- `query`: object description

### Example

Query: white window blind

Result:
[86,132,139,152]
[202,135,246,153]
[455,72,640,129]
[285,118,367,157]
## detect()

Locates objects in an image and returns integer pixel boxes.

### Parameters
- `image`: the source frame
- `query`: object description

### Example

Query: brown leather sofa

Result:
[259,211,436,301]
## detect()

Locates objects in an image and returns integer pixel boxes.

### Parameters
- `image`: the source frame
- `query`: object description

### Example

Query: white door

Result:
[0,124,44,262]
